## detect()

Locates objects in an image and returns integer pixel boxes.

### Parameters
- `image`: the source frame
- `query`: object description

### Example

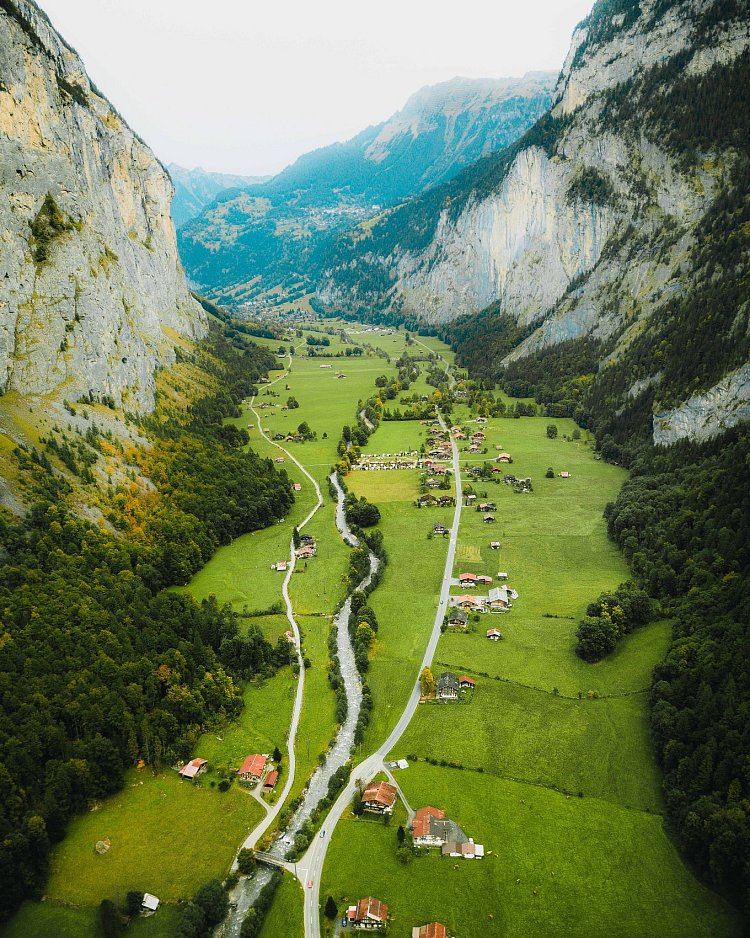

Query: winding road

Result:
[296,358,462,938]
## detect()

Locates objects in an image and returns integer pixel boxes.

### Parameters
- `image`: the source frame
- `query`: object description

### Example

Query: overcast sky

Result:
[41,0,594,177]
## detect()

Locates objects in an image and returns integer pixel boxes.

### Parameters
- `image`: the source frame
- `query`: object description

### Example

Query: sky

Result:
[41,0,594,177]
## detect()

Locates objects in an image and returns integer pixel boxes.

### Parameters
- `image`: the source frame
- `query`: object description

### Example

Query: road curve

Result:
[297,387,463,937]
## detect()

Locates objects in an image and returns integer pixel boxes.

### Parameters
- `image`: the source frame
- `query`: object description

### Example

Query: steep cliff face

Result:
[178,73,555,306]
[0,0,206,411]
[318,0,750,443]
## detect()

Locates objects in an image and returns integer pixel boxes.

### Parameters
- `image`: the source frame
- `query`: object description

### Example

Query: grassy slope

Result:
[257,874,305,938]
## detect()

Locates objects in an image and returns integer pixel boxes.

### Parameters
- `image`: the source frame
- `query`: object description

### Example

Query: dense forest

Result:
[0,328,294,920]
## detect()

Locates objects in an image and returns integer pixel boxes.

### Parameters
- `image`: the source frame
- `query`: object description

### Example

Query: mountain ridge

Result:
[168,163,271,228]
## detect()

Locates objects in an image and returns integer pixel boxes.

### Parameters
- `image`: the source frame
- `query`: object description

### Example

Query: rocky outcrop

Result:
[0,0,206,411]
[653,365,750,445]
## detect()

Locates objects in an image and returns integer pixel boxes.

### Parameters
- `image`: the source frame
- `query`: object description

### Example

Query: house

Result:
[179,758,207,780]
[503,474,518,484]
[300,533,315,546]
[559,471,571,478]
[319,363,332,368]
[412,924,447,938]
[437,496,454,507]
[446,609,468,629]
[468,443,481,453]
[292,482,302,491]
[487,628,503,640]
[436,671,459,700]
[433,523,448,536]
[238,754,266,784]
[465,493,477,502]
[491,585,518,603]
[476,416,488,423]
[497,571,508,580]
[455,595,484,611]
[483,514,496,523]
[476,575,493,587]
[471,431,486,441]
[274,456,285,463]
[348,897,389,929]
[489,541,501,550]
[450,426,462,433]
[496,452,512,463]
[459,676,476,689]
[295,544,316,559]
[263,770,278,790]
[458,572,478,587]
[417,494,438,508]
[426,478,441,488]
[361,780,398,814]
[441,840,485,859]
[412,806,467,848]
[141,893,160,914]
[478,502,496,511]
[272,560,288,572]
[284,630,295,642]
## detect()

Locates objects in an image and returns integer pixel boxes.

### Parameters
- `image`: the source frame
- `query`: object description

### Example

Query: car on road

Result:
[320,829,326,838]
[307,879,314,888]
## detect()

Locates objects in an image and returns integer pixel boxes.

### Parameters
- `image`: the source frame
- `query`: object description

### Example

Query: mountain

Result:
[177,73,556,306]
[0,0,206,412]
[167,163,270,228]
[319,0,750,447]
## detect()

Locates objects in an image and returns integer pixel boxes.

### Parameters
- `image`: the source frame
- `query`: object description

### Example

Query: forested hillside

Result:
[0,327,294,920]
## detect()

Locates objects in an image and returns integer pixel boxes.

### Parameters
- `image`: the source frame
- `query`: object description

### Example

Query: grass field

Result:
[3,901,182,938]
[45,768,264,906]
[257,874,305,938]
[321,761,738,938]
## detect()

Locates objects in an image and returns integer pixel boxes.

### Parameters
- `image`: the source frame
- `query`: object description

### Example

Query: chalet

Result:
[487,628,503,640]
[272,560,288,572]
[412,924,447,938]
[559,471,571,478]
[274,456,285,463]
[263,770,279,790]
[300,533,315,545]
[437,496,455,508]
[284,630,295,643]
[454,431,466,440]
[489,541,501,550]
[458,572,478,587]
[483,514,496,524]
[179,758,207,780]
[361,780,398,814]
[491,466,504,474]
[450,426,462,433]
[471,431,486,441]
[497,571,508,580]
[426,478,441,488]
[468,444,481,454]
[292,483,302,492]
[476,417,488,424]
[459,676,476,689]
[417,494,438,508]
[455,595,484,611]
[141,894,160,914]
[433,523,448,536]
[238,754,267,784]
[431,464,449,475]
[441,840,485,859]
[496,452,512,463]
[465,494,477,503]
[295,544,316,559]
[348,897,389,929]
[476,575,493,587]
[436,671,459,700]
[446,609,468,629]
[412,806,467,848]
[478,502,496,511]
[503,474,518,484]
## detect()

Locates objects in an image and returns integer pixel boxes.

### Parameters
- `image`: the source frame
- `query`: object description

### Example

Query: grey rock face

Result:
[653,365,750,445]
[0,0,206,411]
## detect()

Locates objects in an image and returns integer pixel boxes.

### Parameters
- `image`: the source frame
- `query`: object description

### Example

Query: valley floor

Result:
[5,323,739,937]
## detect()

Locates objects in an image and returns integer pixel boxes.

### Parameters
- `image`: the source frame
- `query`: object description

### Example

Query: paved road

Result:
[297,381,463,937]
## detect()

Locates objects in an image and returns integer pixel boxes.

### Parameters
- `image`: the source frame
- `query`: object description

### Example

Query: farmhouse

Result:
[446,609,468,629]
[412,924,447,938]
[426,478,441,488]
[436,671,459,700]
[272,560,288,572]
[468,443,481,454]
[497,571,508,580]
[361,780,398,814]
[471,431,486,441]
[347,897,389,929]
[263,770,278,790]
[483,514,496,523]
[292,483,302,492]
[458,572,478,587]
[239,754,267,784]
[487,628,503,640]
[455,595,485,611]
[412,806,467,848]
[274,456,285,463]
[433,523,448,536]
[417,494,438,508]
[489,541,501,550]
[441,840,485,859]
[496,453,512,463]
[179,758,207,780]
[476,575,493,586]
[437,495,455,507]
[476,417,488,423]
[478,502,496,511]
[560,471,571,478]
[300,533,315,545]
[295,544,316,559]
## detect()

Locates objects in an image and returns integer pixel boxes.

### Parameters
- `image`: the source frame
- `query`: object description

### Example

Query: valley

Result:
[7,322,739,937]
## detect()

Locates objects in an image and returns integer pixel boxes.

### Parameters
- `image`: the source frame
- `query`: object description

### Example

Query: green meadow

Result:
[321,761,738,938]
[258,873,305,938]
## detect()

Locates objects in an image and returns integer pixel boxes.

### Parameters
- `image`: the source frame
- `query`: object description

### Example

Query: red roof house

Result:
[238,754,266,782]
[179,758,207,780]
[353,897,389,928]
[263,770,279,789]
[412,806,445,840]
[362,780,398,814]
[486,628,503,640]
[458,572,478,585]
[412,925,447,938]
[459,676,476,688]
